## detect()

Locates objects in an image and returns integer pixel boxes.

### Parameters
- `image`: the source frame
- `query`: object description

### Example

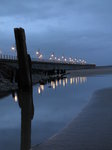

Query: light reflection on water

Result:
[37,77,87,94]
[1,75,112,150]
[12,76,87,102]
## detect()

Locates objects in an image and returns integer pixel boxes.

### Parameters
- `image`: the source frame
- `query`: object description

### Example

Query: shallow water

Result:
[0,75,112,150]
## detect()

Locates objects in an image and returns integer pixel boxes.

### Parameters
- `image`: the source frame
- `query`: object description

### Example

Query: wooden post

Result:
[14,28,32,89]
[17,90,34,150]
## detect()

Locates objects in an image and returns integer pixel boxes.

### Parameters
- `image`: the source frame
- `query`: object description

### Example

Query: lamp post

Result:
[11,44,17,60]
[64,58,67,63]
[36,50,43,60]
[11,45,16,52]
[49,53,55,61]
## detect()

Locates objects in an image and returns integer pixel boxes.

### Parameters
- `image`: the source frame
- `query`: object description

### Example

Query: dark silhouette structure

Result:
[17,89,34,150]
[14,27,33,150]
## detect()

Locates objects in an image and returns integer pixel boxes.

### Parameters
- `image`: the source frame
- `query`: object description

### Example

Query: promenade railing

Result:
[0,54,85,65]
[0,54,17,60]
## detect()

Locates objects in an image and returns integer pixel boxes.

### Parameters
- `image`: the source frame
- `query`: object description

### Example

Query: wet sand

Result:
[33,87,112,150]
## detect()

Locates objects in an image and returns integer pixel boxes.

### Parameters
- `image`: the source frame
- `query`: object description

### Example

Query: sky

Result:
[0,0,112,65]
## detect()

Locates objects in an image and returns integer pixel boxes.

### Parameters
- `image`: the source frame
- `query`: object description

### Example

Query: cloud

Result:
[0,0,112,65]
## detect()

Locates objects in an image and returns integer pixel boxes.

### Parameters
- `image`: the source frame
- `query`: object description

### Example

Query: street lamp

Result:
[58,58,61,61]
[51,53,54,57]
[79,59,82,64]
[36,51,40,55]
[64,58,67,63]
[36,50,43,59]
[76,60,79,64]
[49,57,52,60]
[10,44,17,60]
[11,45,16,52]
[62,56,64,59]
[50,53,55,60]
[39,54,43,59]
[61,55,65,63]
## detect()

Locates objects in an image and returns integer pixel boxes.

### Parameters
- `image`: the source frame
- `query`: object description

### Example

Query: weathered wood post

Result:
[14,28,33,150]
[14,28,32,89]
[17,90,34,150]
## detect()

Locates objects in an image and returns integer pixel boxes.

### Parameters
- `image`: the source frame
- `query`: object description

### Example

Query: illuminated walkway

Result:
[33,88,112,150]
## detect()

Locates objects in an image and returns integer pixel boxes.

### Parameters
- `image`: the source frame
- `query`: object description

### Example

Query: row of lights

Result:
[36,51,87,64]
[0,45,87,64]
[13,76,87,102]
[36,50,43,59]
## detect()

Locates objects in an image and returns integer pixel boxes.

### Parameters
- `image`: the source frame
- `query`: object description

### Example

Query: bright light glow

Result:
[65,78,68,84]
[77,60,79,63]
[52,83,55,89]
[40,85,44,91]
[37,76,87,94]
[38,87,41,94]
[14,94,18,102]
[59,79,61,85]
[63,80,65,87]
[11,46,16,51]
[70,78,73,84]
[39,54,43,59]
[56,80,58,86]
[36,51,39,55]
[51,81,54,86]
[51,81,55,89]
[36,50,43,59]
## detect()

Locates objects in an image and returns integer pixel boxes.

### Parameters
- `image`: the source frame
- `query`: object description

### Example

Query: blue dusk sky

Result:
[0,0,112,65]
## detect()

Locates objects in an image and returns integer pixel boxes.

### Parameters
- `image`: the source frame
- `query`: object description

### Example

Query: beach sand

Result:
[33,87,112,150]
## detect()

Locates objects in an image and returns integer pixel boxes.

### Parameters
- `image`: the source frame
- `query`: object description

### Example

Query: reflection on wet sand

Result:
[37,77,87,94]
